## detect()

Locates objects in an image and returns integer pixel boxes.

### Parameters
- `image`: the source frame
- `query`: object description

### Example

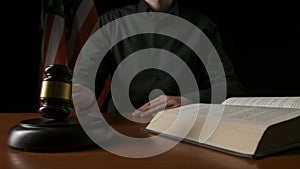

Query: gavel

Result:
[39,64,73,119]
[7,64,95,152]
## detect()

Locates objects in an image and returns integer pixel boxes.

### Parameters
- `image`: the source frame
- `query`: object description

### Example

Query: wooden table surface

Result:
[1,113,300,169]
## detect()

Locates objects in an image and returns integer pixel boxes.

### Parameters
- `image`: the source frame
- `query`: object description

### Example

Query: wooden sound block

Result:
[6,116,96,152]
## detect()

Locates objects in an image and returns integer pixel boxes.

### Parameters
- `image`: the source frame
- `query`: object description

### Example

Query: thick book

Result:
[144,97,300,158]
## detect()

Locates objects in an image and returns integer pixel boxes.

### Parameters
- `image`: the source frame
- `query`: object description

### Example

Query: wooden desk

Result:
[1,113,300,169]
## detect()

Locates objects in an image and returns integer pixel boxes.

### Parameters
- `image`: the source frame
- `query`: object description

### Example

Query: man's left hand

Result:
[132,95,192,118]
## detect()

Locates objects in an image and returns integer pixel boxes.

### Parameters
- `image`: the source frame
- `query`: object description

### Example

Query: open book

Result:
[144,97,300,158]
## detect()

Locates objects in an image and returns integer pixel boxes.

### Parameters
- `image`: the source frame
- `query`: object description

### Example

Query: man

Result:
[73,0,245,117]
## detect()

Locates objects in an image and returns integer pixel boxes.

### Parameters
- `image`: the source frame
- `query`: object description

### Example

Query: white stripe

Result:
[75,0,94,29]
[44,15,65,67]
[67,0,94,61]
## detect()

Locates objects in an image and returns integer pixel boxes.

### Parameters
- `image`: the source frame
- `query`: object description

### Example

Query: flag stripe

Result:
[69,5,99,68]
[53,32,67,65]
[66,0,95,63]
[75,0,95,29]
[41,13,53,67]
[43,15,65,67]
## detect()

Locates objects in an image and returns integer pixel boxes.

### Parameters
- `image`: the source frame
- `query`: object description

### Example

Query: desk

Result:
[1,113,300,169]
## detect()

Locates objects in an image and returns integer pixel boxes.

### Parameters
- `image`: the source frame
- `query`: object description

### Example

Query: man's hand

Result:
[132,95,192,118]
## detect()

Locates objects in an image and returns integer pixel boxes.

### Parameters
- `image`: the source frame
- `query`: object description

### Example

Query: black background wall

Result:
[1,0,299,112]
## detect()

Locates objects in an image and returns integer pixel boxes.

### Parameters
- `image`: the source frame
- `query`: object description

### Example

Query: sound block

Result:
[7,116,96,152]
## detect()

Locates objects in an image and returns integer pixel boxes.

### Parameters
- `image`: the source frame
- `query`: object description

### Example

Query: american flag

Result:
[40,0,99,70]
[40,0,111,110]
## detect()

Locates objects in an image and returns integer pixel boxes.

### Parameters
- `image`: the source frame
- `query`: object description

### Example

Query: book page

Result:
[221,105,300,125]
[146,103,300,155]
[221,97,300,109]
[147,104,210,138]
[149,103,300,132]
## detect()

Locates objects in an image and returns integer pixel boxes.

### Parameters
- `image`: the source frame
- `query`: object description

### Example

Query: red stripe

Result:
[97,74,112,109]
[69,5,99,69]
[54,30,67,65]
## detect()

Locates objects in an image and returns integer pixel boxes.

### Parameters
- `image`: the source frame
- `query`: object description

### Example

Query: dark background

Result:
[1,0,299,112]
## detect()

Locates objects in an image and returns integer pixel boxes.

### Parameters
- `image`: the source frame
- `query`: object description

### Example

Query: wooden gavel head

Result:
[39,64,73,120]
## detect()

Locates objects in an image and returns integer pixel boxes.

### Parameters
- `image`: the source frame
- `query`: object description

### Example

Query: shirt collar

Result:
[137,0,179,15]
